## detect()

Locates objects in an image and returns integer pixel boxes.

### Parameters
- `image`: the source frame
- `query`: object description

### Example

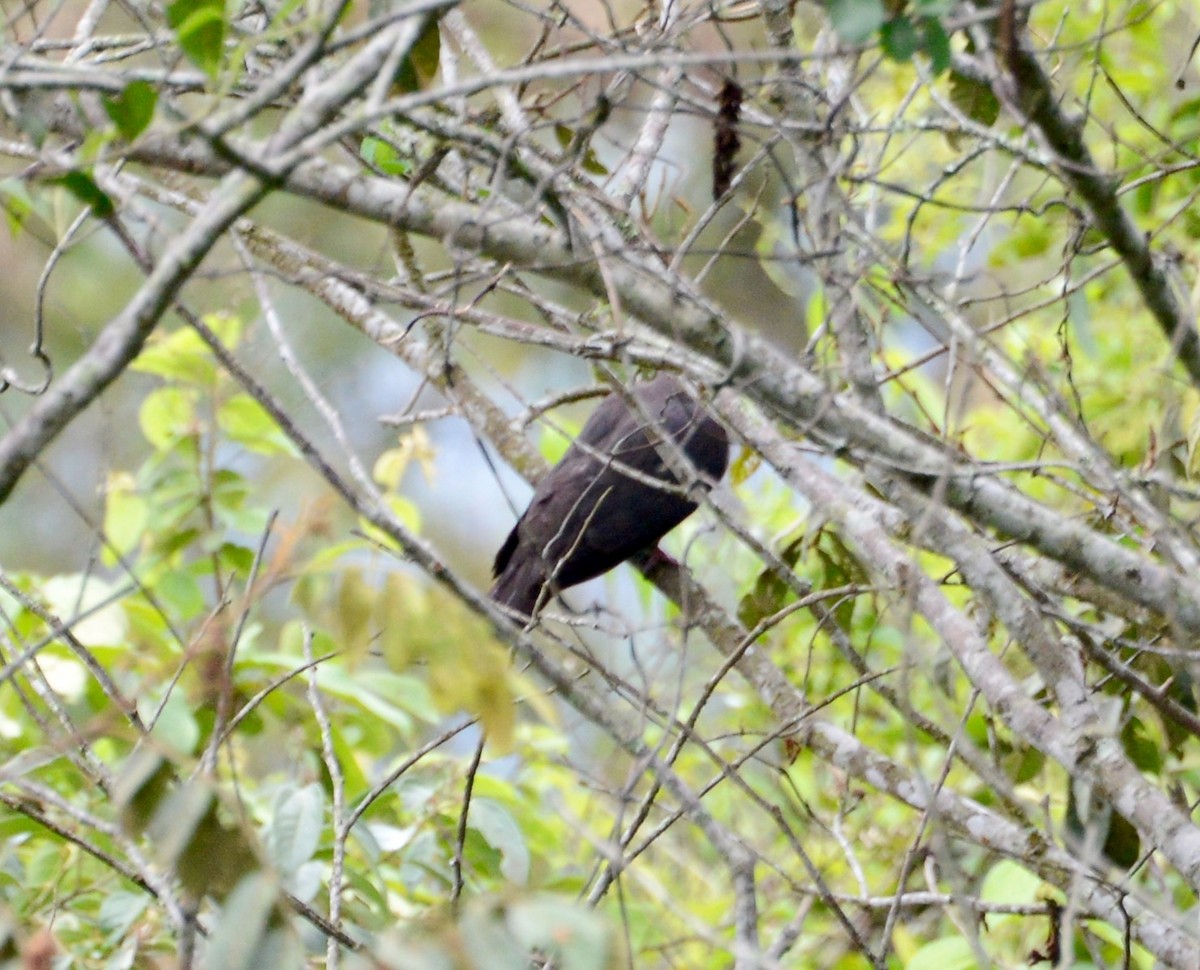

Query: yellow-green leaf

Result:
[139,387,197,450]
[167,0,226,76]
[219,394,295,456]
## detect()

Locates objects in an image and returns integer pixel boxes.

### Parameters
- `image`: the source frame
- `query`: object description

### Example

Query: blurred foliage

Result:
[3,0,1200,965]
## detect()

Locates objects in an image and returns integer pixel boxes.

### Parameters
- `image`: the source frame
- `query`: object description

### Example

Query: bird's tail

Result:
[489,551,545,619]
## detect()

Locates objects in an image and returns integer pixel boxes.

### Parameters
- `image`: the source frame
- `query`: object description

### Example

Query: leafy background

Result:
[3,0,1200,967]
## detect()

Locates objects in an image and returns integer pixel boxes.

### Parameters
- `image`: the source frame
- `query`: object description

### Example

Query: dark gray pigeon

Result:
[491,375,729,617]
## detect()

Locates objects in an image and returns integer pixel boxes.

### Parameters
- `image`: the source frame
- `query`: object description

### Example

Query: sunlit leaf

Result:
[139,386,197,450]
[904,936,977,970]
[219,393,297,456]
[167,0,226,76]
[43,573,129,647]
[103,473,147,562]
[361,135,412,177]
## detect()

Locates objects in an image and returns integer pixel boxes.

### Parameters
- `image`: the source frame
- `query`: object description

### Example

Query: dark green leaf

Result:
[948,70,1000,129]
[52,170,114,218]
[113,749,175,837]
[1101,809,1142,869]
[1121,716,1162,773]
[394,16,440,93]
[1065,782,1141,870]
[103,81,158,141]
[1009,746,1044,784]
[880,16,919,62]
[919,17,951,75]
[738,569,791,628]
[580,151,609,176]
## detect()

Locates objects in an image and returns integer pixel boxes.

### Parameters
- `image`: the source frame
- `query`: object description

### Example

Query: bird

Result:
[490,375,730,618]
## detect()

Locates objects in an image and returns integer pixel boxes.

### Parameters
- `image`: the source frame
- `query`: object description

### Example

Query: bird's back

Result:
[491,376,728,617]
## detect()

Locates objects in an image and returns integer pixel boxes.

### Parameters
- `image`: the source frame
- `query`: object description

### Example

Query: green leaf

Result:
[103,81,157,141]
[142,687,202,755]
[114,749,175,837]
[947,69,1000,130]
[265,784,324,877]
[394,17,440,93]
[919,18,951,75]
[0,178,35,237]
[43,573,129,647]
[915,0,954,12]
[385,494,421,533]
[825,0,886,43]
[881,16,919,62]
[1009,745,1044,784]
[979,859,1042,907]
[738,569,790,628]
[459,902,528,970]
[167,0,226,76]
[217,542,256,574]
[469,799,530,884]
[360,135,412,177]
[139,387,197,450]
[51,170,114,218]
[553,124,609,176]
[98,891,149,943]
[539,419,579,466]
[1121,716,1162,773]
[337,567,376,657]
[135,328,220,385]
[201,873,300,970]
[103,476,148,561]
[150,780,258,898]
[156,568,207,620]
[904,936,978,970]
[219,394,296,456]
[248,653,417,736]
[806,286,827,334]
